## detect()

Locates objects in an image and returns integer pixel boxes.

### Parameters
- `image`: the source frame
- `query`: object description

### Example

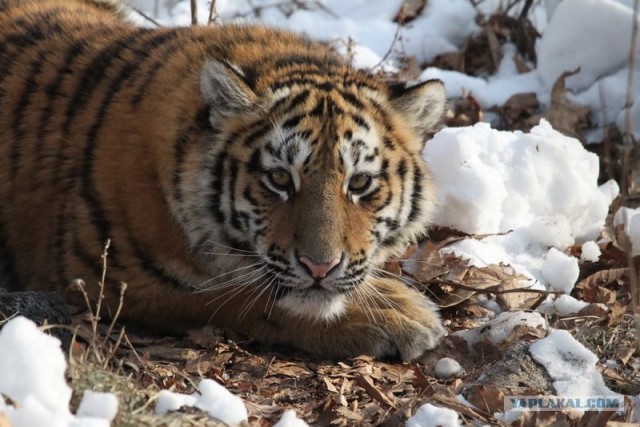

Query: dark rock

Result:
[0,288,72,350]
[474,342,554,393]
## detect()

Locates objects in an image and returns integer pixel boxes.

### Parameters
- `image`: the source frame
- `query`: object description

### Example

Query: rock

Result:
[0,288,72,349]
[434,357,463,379]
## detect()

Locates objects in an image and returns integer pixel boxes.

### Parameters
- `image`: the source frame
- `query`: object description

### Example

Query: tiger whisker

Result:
[203,240,266,255]
[193,262,268,292]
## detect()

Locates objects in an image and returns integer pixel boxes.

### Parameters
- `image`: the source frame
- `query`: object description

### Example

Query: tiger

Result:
[0,0,446,360]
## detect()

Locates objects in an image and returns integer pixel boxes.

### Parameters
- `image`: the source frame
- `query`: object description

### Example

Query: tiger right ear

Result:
[388,79,446,141]
[200,60,258,118]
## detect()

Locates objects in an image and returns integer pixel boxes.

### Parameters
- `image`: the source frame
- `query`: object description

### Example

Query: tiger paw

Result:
[338,278,446,361]
[275,278,446,361]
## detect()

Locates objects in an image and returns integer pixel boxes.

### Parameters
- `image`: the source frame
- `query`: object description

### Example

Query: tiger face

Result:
[178,60,445,321]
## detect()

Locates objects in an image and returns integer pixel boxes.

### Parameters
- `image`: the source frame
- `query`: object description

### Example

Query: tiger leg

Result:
[247,278,445,361]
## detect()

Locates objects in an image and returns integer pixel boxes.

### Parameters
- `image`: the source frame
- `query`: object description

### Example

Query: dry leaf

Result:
[355,374,397,408]
[577,268,628,292]
[465,385,506,414]
[394,0,427,24]
[614,346,635,366]
[544,68,590,140]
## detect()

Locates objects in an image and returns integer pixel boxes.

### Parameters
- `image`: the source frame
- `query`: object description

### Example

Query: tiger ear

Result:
[388,79,446,141]
[199,60,257,119]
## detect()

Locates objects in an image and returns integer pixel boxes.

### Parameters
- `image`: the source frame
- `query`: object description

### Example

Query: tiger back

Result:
[0,0,446,360]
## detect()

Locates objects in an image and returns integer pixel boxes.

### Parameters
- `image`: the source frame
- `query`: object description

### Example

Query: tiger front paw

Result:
[339,278,445,361]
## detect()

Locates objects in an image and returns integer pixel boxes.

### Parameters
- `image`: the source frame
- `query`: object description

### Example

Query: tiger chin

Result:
[0,0,446,361]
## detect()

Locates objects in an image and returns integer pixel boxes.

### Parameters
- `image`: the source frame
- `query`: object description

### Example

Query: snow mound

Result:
[406,403,461,427]
[538,0,640,91]
[529,329,621,404]
[425,120,616,241]
[0,316,119,427]
[0,316,71,416]
[425,120,618,286]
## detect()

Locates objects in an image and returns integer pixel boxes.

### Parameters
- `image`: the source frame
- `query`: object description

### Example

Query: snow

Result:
[76,391,119,422]
[274,409,310,427]
[614,206,640,254]
[0,317,119,427]
[154,380,248,425]
[580,241,602,262]
[0,316,72,418]
[434,357,463,379]
[424,120,618,287]
[406,403,462,427]
[553,294,590,316]
[538,0,639,91]
[155,390,198,415]
[541,248,579,293]
[194,379,248,425]
[529,329,621,403]
[454,311,547,347]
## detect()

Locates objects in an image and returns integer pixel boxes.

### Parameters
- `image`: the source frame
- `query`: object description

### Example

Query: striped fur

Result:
[0,0,446,360]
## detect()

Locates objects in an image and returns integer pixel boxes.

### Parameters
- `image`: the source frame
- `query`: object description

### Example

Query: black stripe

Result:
[228,159,243,230]
[78,31,179,264]
[407,161,423,222]
[0,216,21,291]
[127,233,184,289]
[10,49,48,180]
[130,31,207,107]
[210,152,227,223]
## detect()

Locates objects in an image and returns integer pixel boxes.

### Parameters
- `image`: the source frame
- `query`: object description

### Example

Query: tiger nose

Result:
[298,254,342,279]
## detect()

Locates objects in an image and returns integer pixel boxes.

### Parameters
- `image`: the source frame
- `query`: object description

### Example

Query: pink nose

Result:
[298,255,341,279]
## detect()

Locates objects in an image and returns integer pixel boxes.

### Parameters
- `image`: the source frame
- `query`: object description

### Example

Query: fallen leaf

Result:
[355,374,397,408]
[614,346,635,366]
[544,68,590,140]
[465,385,506,414]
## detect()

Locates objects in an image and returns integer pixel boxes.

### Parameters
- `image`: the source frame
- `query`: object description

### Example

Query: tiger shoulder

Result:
[0,0,446,360]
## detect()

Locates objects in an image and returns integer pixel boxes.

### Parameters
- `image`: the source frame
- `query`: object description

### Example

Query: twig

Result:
[371,25,402,72]
[129,6,163,27]
[434,279,564,296]
[207,0,219,25]
[190,0,198,25]
[623,0,639,146]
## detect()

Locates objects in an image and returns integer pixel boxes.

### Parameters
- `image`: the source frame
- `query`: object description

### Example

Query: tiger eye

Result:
[348,173,372,194]
[268,169,293,191]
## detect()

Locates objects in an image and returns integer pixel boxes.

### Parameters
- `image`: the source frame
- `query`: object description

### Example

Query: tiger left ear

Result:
[200,60,258,120]
[388,79,446,141]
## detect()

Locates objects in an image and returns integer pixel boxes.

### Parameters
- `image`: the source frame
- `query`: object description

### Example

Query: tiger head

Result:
[180,54,445,321]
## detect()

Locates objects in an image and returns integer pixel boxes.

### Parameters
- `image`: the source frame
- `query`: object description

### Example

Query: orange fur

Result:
[0,0,446,360]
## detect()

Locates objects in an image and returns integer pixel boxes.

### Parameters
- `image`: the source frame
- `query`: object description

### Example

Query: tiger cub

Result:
[0,0,446,360]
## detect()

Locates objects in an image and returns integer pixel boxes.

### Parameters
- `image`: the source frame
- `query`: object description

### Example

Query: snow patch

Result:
[541,248,579,293]
[580,241,602,262]
[76,391,119,422]
[454,311,547,347]
[274,409,309,427]
[529,329,621,405]
[614,207,640,254]
[553,295,590,316]
[406,403,462,427]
